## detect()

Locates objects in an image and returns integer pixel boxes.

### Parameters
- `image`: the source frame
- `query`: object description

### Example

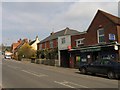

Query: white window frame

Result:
[61,37,66,44]
[97,28,105,43]
[50,40,53,48]
[39,44,42,50]
[76,38,85,47]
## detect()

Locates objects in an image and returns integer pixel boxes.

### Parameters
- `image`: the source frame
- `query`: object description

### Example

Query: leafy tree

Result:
[37,48,58,59]
[18,43,36,60]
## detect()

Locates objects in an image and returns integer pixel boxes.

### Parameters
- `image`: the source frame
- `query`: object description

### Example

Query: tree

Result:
[37,48,58,59]
[18,43,36,60]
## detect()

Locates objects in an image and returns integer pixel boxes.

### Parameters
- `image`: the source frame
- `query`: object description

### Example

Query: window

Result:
[39,44,42,50]
[98,28,105,43]
[76,38,85,47]
[50,41,53,48]
[61,38,66,44]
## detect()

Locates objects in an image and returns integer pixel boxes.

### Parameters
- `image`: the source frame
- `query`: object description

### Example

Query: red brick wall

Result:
[53,39,58,48]
[85,12,117,46]
[71,34,86,47]
[40,39,58,50]
[46,41,50,49]
[42,43,45,49]
[117,25,120,43]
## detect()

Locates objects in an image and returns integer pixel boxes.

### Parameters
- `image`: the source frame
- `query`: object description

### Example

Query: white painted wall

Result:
[58,35,71,50]
[31,38,40,50]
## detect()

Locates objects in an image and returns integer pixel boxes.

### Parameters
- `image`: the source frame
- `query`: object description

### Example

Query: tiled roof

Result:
[14,39,28,52]
[99,10,120,24]
[40,27,81,43]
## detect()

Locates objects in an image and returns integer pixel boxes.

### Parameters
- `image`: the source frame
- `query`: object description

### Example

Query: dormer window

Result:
[97,28,105,43]
[76,38,85,47]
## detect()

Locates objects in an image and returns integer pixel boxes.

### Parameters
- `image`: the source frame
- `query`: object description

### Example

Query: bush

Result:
[18,43,36,60]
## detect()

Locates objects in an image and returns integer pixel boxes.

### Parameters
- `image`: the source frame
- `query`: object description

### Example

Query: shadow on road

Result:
[75,71,120,80]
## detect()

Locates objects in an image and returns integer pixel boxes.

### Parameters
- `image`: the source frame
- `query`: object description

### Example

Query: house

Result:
[29,36,40,50]
[37,27,80,50]
[11,39,22,53]
[37,27,81,66]
[12,38,29,60]
[58,31,86,67]
[68,10,120,68]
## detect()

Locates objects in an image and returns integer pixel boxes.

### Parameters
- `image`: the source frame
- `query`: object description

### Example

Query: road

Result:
[2,58,120,89]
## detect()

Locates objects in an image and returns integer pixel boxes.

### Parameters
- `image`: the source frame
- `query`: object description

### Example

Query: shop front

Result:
[79,43,120,64]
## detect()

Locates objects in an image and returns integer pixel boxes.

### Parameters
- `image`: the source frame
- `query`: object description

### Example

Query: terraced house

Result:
[37,27,81,66]
[37,9,120,68]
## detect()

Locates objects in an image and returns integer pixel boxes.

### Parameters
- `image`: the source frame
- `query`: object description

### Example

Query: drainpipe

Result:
[58,50,61,67]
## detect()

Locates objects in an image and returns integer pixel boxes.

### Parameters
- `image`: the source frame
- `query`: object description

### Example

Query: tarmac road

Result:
[2,58,120,89]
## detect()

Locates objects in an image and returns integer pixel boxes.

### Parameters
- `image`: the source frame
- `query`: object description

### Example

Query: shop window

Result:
[76,38,85,47]
[97,28,105,43]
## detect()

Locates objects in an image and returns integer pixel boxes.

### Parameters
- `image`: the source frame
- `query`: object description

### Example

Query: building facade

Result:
[69,10,120,68]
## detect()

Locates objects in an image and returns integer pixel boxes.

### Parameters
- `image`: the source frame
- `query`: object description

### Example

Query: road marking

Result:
[63,80,89,88]
[7,65,20,69]
[21,70,47,77]
[54,81,75,88]
[54,80,89,89]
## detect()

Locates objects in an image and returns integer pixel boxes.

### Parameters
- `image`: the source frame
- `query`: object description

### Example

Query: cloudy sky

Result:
[1,0,119,46]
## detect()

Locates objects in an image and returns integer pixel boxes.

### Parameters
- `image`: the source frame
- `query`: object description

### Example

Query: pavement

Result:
[1,58,120,89]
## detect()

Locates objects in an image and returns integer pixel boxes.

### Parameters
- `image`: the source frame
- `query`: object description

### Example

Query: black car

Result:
[79,59,120,79]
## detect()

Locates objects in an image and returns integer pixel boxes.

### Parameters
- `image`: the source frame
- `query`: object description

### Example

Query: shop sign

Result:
[81,47,101,52]
[114,45,118,50]
[109,34,115,41]
[81,58,87,62]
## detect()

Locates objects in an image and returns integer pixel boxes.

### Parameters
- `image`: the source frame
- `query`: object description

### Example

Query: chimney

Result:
[50,32,54,35]
[29,39,31,43]
[36,36,39,41]
[64,27,69,35]
[24,38,28,43]
[18,38,22,43]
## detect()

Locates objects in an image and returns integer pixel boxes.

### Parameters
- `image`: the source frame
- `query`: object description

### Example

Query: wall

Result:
[31,39,40,50]
[58,35,71,50]
[71,33,86,48]
[85,12,117,46]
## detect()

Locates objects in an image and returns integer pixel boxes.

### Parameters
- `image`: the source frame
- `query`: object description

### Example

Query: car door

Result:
[87,60,101,73]
[99,60,112,74]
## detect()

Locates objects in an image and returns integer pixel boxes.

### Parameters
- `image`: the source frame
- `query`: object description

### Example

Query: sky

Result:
[1,0,119,46]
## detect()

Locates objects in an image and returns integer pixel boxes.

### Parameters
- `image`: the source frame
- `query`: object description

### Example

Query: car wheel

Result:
[81,68,87,74]
[107,71,115,79]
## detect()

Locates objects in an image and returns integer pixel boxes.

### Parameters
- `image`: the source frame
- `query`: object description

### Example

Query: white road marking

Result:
[54,80,89,89]
[7,65,20,69]
[54,81,75,88]
[64,80,89,88]
[21,70,47,77]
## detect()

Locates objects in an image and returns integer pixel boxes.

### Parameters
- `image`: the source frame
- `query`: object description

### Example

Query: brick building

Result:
[37,27,81,66]
[69,10,120,68]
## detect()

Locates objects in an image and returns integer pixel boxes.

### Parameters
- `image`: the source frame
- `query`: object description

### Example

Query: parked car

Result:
[4,55,11,59]
[79,59,120,79]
